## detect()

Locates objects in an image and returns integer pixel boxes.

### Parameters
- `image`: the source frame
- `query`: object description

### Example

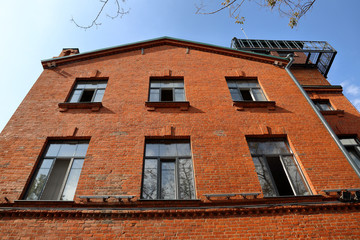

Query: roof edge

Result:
[41,36,289,69]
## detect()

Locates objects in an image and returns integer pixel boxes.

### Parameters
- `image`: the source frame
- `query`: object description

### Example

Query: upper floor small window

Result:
[340,137,360,169]
[247,139,311,197]
[312,99,334,111]
[149,79,185,102]
[141,140,195,200]
[227,79,266,101]
[68,80,107,103]
[24,141,89,201]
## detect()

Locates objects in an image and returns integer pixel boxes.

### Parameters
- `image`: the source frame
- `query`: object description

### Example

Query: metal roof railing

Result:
[231,38,337,78]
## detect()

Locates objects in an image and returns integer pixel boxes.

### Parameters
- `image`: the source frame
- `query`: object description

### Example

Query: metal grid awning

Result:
[231,38,337,78]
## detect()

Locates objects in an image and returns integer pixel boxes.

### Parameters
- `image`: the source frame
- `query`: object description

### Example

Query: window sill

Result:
[58,102,102,112]
[320,110,344,117]
[233,101,276,111]
[14,200,75,206]
[145,101,190,111]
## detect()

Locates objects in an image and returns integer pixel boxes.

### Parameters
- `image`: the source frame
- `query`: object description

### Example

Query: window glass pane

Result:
[237,81,259,88]
[230,89,242,101]
[45,144,61,157]
[71,159,85,169]
[41,159,54,169]
[319,103,332,111]
[174,89,185,101]
[58,144,77,157]
[150,81,161,88]
[84,83,97,89]
[97,82,107,88]
[227,81,237,88]
[248,141,289,155]
[93,89,105,102]
[161,81,174,88]
[177,143,191,156]
[266,156,294,196]
[149,89,160,102]
[161,161,176,199]
[76,83,86,89]
[25,168,51,200]
[160,143,177,156]
[145,144,159,157]
[252,157,277,197]
[172,80,184,87]
[41,159,71,200]
[61,159,84,200]
[252,89,266,101]
[348,149,360,169]
[340,138,357,146]
[142,159,158,199]
[179,158,195,199]
[75,144,89,157]
[69,90,82,103]
[281,156,310,196]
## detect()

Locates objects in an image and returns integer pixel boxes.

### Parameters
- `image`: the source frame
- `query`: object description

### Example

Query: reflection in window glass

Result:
[340,137,360,170]
[24,141,89,201]
[142,141,195,200]
[248,139,310,197]
[227,79,267,102]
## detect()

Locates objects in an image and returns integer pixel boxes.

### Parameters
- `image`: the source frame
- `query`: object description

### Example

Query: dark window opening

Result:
[240,90,253,101]
[68,80,107,103]
[80,90,95,102]
[227,79,267,102]
[247,139,311,197]
[266,156,294,196]
[161,89,173,101]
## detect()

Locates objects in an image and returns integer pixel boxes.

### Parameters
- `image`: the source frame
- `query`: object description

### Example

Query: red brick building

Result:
[1,37,360,239]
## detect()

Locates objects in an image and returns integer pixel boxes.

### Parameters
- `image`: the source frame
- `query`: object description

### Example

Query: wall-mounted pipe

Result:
[285,54,360,178]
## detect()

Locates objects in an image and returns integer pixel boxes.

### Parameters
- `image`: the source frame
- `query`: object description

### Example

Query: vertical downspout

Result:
[285,54,360,178]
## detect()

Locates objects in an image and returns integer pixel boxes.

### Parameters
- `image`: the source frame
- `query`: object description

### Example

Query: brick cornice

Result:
[1,202,359,219]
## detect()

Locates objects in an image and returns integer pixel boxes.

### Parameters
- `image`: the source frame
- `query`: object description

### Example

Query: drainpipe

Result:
[285,54,360,178]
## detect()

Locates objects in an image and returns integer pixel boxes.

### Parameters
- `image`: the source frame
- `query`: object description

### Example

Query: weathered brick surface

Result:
[0,41,359,238]
[1,210,360,239]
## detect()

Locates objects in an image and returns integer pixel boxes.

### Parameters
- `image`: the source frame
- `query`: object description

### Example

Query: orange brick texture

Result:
[0,41,360,238]
[0,211,359,239]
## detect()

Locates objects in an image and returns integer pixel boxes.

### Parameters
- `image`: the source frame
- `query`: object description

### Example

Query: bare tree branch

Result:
[196,0,316,28]
[71,0,129,30]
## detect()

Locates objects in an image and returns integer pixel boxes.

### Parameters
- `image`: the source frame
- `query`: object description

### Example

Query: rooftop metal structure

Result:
[231,38,337,78]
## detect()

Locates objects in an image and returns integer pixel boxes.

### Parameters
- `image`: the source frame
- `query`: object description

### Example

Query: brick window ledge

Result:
[233,101,276,111]
[320,110,344,116]
[58,102,103,112]
[145,101,190,111]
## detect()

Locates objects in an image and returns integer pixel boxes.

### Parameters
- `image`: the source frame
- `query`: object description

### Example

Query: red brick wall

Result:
[1,209,360,239]
[1,43,360,238]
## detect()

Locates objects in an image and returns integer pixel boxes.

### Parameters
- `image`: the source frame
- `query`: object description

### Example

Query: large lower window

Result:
[24,141,89,201]
[247,139,311,197]
[141,140,195,200]
[68,80,107,103]
[149,79,185,102]
[227,79,266,101]
[340,137,360,169]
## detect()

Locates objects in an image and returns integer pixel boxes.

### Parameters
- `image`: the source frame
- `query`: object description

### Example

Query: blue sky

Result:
[0,0,359,132]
